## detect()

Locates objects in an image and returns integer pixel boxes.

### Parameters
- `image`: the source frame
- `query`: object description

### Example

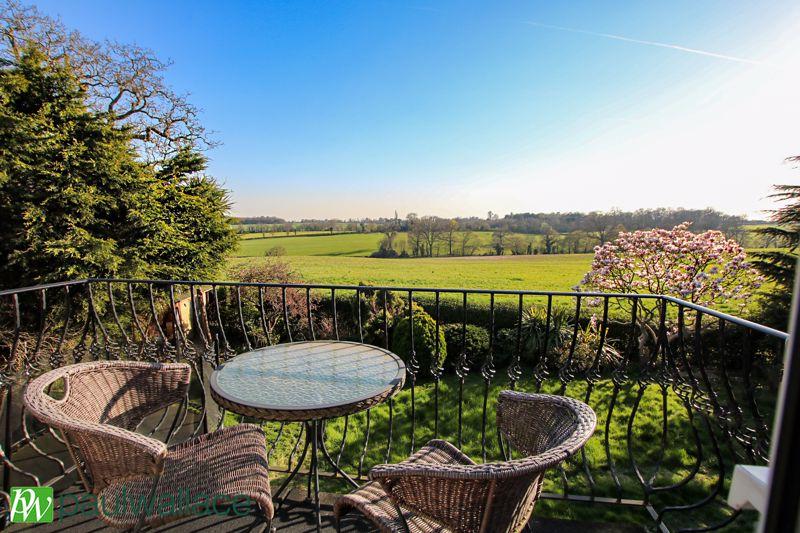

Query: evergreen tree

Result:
[753,181,800,328]
[135,148,237,280]
[0,47,235,287]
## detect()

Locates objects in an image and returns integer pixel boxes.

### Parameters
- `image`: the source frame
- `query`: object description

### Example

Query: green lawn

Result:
[232,372,756,531]
[228,233,769,317]
[237,230,348,240]
[228,254,594,292]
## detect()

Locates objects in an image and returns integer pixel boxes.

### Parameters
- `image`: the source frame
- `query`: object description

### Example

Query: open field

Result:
[236,232,384,256]
[228,231,772,317]
[234,231,572,257]
[228,253,594,291]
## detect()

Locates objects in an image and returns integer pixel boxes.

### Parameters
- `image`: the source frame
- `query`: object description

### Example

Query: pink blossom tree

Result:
[580,223,762,323]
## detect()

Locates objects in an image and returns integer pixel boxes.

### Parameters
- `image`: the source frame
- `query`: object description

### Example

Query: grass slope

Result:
[228,232,768,316]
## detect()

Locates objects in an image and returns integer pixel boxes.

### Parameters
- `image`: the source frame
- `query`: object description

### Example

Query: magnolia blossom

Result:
[580,223,762,310]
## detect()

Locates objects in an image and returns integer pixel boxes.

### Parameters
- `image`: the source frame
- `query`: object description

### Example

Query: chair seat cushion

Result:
[335,439,475,533]
[96,423,272,528]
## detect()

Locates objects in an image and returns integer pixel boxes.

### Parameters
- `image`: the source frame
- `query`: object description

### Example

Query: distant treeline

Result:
[233,208,757,237]
[234,216,287,225]
[485,208,749,234]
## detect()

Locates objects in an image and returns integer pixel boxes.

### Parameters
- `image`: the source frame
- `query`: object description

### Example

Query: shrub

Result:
[358,287,406,346]
[443,323,489,371]
[265,246,286,256]
[363,312,391,346]
[370,247,399,258]
[519,305,574,362]
[220,259,312,348]
[484,306,575,368]
[556,315,622,371]
[392,305,447,376]
[493,328,518,367]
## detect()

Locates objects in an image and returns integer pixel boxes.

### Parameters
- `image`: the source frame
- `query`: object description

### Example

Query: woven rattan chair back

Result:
[487,391,596,533]
[365,391,596,533]
[24,361,190,493]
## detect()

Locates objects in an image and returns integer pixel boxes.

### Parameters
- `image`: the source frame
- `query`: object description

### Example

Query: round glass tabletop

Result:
[210,341,406,419]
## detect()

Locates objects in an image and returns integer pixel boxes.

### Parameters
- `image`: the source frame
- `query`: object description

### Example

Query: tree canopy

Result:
[752,180,800,328]
[0,46,235,287]
[580,223,762,320]
[0,1,213,161]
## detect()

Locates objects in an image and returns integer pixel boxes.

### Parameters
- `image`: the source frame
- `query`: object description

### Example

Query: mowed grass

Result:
[228,254,594,292]
[235,232,383,257]
[229,233,770,317]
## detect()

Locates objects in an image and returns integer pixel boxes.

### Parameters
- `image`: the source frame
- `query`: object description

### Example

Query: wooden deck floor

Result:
[6,486,644,533]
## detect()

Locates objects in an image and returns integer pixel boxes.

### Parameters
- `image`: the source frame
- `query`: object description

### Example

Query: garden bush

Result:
[392,304,447,376]
[493,327,518,367]
[555,315,621,371]
[519,305,574,363]
[443,323,490,371]
[220,260,314,348]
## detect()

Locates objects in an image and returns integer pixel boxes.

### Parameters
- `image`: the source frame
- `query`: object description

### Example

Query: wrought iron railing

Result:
[0,278,788,531]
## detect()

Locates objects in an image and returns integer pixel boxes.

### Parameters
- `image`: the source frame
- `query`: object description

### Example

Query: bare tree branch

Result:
[0,0,217,161]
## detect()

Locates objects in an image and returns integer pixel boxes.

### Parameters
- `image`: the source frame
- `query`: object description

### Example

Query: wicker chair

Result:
[23,361,274,531]
[334,391,596,533]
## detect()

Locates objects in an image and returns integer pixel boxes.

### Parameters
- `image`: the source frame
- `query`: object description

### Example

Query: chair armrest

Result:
[370,463,495,532]
[496,391,597,457]
[369,448,563,483]
[369,440,579,531]
[64,420,167,491]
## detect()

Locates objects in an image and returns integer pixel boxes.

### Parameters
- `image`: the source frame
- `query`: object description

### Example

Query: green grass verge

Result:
[237,230,354,240]
[227,251,770,318]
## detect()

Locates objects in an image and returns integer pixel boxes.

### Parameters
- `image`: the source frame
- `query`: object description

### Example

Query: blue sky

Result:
[32,1,800,219]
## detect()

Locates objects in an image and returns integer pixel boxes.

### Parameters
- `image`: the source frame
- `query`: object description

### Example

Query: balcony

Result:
[0,279,787,532]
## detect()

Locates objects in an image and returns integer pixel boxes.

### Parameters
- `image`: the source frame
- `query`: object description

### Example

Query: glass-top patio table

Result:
[210,340,406,531]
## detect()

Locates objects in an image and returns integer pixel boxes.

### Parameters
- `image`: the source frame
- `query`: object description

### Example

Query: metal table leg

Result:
[273,426,310,504]
[319,420,360,489]
[276,418,361,532]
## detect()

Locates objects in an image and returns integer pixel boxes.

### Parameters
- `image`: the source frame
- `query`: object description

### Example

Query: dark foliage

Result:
[391,304,447,376]
[0,47,235,288]
[753,183,800,329]
[443,323,490,371]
